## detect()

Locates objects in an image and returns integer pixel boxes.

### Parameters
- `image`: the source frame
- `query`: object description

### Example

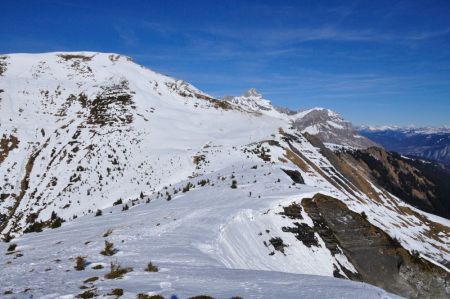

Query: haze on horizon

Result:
[1,0,449,126]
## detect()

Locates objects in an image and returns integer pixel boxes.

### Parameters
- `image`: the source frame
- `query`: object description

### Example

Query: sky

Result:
[1,0,449,126]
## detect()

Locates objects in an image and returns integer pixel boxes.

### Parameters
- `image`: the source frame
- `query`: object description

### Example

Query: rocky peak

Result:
[243,88,263,98]
[292,108,377,149]
[225,88,273,113]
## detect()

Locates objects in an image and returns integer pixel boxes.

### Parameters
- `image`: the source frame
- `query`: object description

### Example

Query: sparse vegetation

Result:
[230,180,238,189]
[1,233,14,243]
[7,243,17,252]
[197,179,210,186]
[361,211,368,220]
[51,216,63,228]
[182,182,194,193]
[113,198,123,206]
[75,256,86,271]
[100,240,116,256]
[76,289,98,298]
[137,294,164,299]
[145,261,159,272]
[109,288,124,297]
[122,204,129,211]
[103,229,113,237]
[83,276,98,283]
[58,54,93,61]
[92,264,104,270]
[269,237,287,254]
[24,221,44,233]
[104,261,133,279]
[280,202,303,220]
[95,209,102,216]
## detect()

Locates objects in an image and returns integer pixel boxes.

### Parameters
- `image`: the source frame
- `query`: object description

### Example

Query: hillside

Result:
[0,52,449,298]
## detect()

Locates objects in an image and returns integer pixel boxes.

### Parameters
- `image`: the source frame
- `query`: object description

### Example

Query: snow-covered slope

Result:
[0,52,449,298]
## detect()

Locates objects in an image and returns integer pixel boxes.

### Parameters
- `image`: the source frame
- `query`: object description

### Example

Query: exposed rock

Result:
[303,193,450,299]
[292,108,376,148]
[281,169,305,184]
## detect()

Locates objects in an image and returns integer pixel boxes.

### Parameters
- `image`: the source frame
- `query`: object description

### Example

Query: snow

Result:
[0,167,401,298]
[0,52,447,297]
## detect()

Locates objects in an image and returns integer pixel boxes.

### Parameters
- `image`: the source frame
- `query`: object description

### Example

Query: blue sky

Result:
[1,0,449,126]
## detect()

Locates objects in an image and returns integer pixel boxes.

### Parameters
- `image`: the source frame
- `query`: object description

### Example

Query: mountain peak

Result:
[292,107,377,149]
[225,88,274,113]
[243,88,263,98]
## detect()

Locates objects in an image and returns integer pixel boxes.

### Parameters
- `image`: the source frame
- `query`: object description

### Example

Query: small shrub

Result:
[100,241,116,256]
[95,209,102,216]
[122,204,129,211]
[145,261,159,272]
[137,294,164,299]
[230,180,237,189]
[2,233,13,242]
[113,199,123,206]
[182,182,194,193]
[51,217,63,228]
[109,288,124,296]
[76,289,97,298]
[24,221,44,233]
[75,256,86,271]
[105,262,133,279]
[197,179,209,186]
[103,229,113,237]
[83,276,98,283]
[188,296,215,299]
[92,264,104,270]
[7,243,17,252]
[361,211,368,220]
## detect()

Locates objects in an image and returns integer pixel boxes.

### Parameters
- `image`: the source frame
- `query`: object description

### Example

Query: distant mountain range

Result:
[358,126,450,165]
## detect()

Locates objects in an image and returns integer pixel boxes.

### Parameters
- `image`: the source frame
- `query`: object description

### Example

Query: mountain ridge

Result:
[359,126,450,165]
[0,52,449,298]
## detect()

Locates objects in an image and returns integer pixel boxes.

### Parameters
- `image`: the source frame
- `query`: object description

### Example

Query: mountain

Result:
[224,90,376,149]
[223,88,274,114]
[292,108,377,149]
[0,52,449,298]
[359,126,450,165]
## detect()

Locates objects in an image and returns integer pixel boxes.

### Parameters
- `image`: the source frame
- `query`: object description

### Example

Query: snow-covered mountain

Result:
[224,88,274,114]
[359,126,450,165]
[292,108,377,149]
[224,90,376,149]
[0,52,449,298]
